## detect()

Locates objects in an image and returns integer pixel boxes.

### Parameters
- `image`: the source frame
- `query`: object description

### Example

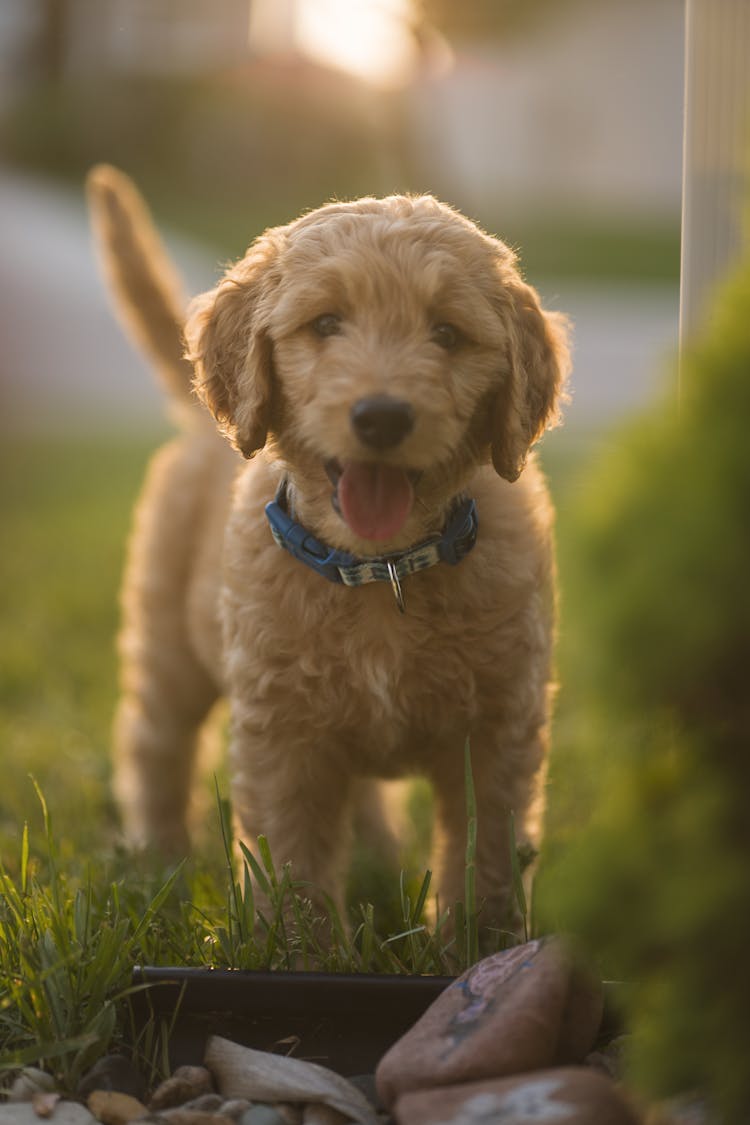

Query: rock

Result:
[216,1102,251,1121]
[239,1109,289,1125]
[300,1107,348,1125]
[149,1069,214,1112]
[178,1098,225,1115]
[204,1037,376,1125]
[30,1094,61,1119]
[273,1109,303,1125]
[0,1104,96,1125]
[78,1058,148,1103]
[376,938,603,1107]
[86,1090,148,1125]
[645,1094,718,1125]
[151,1113,231,1125]
[342,1079,382,1114]
[7,1070,58,1102]
[393,1068,642,1125]
[586,1036,631,1080]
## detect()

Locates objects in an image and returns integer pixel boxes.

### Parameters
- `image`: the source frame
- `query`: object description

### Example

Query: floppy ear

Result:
[185,234,282,458]
[491,277,571,482]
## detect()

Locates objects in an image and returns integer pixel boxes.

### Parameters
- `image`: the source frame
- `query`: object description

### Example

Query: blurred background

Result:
[5,3,750,1111]
[0,0,687,865]
[0,0,683,431]
[0,0,688,850]
[0,0,686,874]
[0,2,693,882]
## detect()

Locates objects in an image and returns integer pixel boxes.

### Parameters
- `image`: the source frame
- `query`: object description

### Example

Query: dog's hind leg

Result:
[113,679,217,857]
[113,438,220,856]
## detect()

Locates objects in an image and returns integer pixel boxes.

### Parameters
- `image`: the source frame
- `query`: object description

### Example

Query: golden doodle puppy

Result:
[87,165,571,937]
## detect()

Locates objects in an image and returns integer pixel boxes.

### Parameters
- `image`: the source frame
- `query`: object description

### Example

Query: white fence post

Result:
[679,0,750,353]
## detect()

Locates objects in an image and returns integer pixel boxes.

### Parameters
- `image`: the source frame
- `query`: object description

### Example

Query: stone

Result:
[216,1102,251,1121]
[204,1037,376,1125]
[152,1113,231,1125]
[300,1107,348,1125]
[149,1069,215,1112]
[376,938,603,1107]
[86,1090,148,1125]
[393,1068,642,1125]
[178,1098,225,1115]
[239,1109,289,1125]
[586,1036,630,1080]
[7,1069,57,1102]
[30,1095,60,1119]
[0,1104,96,1125]
[274,1109,303,1125]
[342,1079,382,1114]
[645,1094,718,1125]
[78,1058,147,1102]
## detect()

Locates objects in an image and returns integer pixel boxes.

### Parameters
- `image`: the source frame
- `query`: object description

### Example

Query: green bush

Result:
[538,253,750,1121]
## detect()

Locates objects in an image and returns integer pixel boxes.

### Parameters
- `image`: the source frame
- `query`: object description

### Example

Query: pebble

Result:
[240,1108,289,1125]
[149,1069,215,1113]
[30,1094,60,1119]
[645,1094,718,1125]
[170,1098,225,1116]
[300,1107,348,1125]
[586,1036,630,1080]
[217,1102,252,1121]
[6,1070,57,1102]
[393,1067,641,1125]
[149,1112,232,1125]
[204,1036,375,1125]
[87,1090,148,1125]
[78,1057,148,1102]
[342,1078,382,1114]
[0,1105,96,1125]
[375,938,604,1106]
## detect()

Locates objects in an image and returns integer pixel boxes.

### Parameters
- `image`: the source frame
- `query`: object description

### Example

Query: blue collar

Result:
[264,480,478,613]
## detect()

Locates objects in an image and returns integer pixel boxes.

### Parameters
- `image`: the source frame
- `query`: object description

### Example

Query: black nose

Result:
[350,395,415,449]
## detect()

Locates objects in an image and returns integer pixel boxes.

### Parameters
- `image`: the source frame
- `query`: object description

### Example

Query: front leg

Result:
[228,710,353,927]
[431,717,548,945]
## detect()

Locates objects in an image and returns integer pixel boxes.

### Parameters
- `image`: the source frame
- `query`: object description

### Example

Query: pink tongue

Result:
[338,461,414,542]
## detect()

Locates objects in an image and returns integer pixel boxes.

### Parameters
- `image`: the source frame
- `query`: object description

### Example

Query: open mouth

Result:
[325,458,417,542]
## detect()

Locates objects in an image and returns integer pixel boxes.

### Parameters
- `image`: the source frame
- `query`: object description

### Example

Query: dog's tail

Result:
[86,164,195,406]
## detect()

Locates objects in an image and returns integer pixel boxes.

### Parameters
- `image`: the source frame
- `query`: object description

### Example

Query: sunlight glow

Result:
[294,0,420,89]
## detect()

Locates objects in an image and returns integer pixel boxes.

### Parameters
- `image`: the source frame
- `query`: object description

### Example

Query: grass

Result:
[0,764,525,1090]
[1,428,554,1085]
[0,433,163,861]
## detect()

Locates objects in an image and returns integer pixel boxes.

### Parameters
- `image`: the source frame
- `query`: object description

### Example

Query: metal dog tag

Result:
[387,561,406,613]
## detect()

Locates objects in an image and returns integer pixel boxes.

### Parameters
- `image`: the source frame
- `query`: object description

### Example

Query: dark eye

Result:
[431,322,462,350]
[311,313,342,338]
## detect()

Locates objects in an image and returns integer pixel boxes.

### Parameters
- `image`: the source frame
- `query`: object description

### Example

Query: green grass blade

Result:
[508,811,529,942]
[238,839,272,898]
[20,823,29,896]
[463,739,479,967]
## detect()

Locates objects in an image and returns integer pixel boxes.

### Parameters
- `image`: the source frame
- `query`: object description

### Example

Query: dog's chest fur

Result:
[197,452,555,772]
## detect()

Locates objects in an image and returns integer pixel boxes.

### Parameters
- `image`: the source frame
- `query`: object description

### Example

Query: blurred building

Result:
[412,0,684,220]
[1,0,684,221]
[1,0,252,88]
[66,0,252,76]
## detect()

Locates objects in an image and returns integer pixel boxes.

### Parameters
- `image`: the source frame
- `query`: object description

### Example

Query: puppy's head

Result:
[186,196,570,547]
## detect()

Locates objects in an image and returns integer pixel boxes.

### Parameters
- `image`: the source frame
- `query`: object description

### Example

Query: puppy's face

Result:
[186,196,570,549]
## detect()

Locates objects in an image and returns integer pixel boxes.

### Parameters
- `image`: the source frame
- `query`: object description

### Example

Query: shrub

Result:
[539,250,750,1121]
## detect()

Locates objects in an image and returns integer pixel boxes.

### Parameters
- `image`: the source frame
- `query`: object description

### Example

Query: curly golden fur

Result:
[87,165,571,936]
